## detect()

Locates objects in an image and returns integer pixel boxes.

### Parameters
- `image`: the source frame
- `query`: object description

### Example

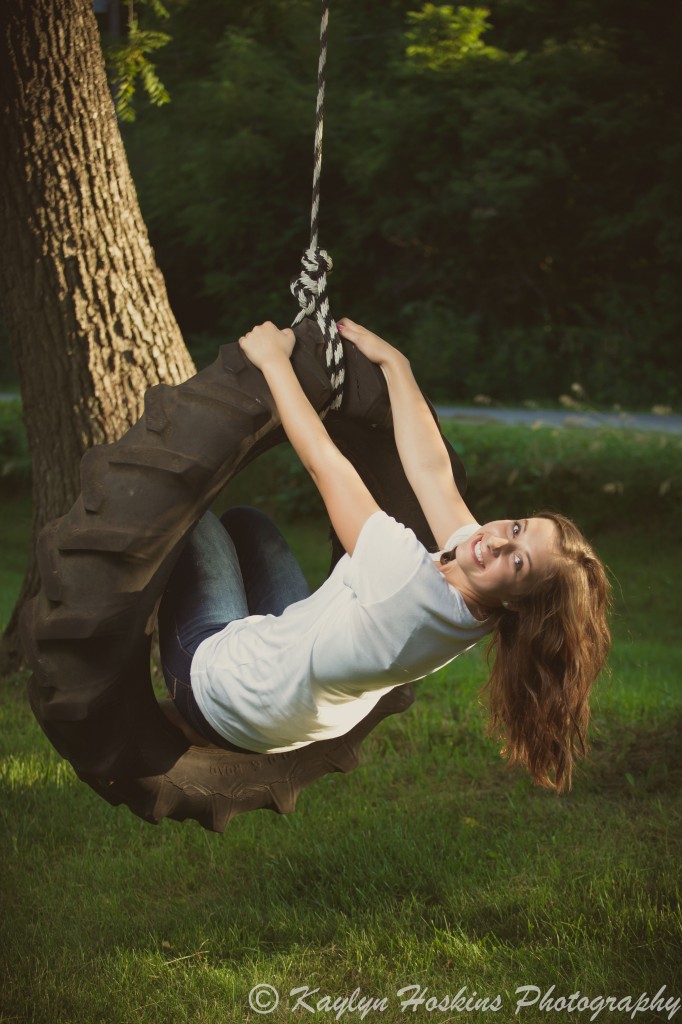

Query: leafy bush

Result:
[226,419,682,537]
[443,421,682,537]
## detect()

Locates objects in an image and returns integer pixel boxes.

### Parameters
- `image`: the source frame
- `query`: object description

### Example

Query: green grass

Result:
[1,449,681,1022]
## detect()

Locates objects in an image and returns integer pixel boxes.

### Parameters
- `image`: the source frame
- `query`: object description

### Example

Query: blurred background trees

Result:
[3,0,674,511]
[115,0,680,406]
[2,0,678,409]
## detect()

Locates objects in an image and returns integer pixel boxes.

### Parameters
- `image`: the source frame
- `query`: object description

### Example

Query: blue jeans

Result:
[158,506,311,749]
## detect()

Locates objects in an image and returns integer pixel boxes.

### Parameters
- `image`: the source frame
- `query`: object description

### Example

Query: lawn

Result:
[0,422,680,1024]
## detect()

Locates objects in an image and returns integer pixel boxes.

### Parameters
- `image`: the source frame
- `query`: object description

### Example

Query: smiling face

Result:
[437,517,559,615]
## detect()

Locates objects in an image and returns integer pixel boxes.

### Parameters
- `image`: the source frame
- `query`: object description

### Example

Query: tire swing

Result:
[21,2,467,833]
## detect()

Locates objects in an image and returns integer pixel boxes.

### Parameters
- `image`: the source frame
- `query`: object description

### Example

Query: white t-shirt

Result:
[191,511,491,752]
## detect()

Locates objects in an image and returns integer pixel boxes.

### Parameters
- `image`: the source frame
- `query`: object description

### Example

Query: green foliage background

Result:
[119,0,681,407]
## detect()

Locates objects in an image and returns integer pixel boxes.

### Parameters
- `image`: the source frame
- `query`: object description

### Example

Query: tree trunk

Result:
[0,0,196,671]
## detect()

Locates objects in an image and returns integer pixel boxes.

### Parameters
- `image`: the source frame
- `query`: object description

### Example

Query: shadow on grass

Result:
[587,714,682,796]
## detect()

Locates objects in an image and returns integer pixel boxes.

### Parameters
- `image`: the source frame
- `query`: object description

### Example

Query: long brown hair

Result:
[482,512,611,793]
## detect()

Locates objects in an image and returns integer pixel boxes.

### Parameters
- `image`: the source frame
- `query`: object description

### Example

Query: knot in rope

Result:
[290,246,334,317]
[291,246,345,410]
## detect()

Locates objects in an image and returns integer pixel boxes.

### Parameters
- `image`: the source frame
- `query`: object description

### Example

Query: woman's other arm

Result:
[239,323,380,555]
[337,318,475,548]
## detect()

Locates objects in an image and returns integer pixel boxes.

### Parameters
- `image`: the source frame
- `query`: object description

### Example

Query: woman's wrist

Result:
[259,349,294,381]
[380,347,411,384]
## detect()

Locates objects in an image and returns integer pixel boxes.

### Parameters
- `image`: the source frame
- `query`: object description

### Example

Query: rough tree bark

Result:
[0,0,196,670]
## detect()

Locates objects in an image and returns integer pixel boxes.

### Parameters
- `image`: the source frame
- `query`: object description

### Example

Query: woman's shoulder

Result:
[354,512,481,568]
[346,512,428,603]
[354,509,417,548]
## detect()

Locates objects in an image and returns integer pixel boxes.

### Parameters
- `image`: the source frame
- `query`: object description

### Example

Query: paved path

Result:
[434,404,682,436]
[2,391,680,435]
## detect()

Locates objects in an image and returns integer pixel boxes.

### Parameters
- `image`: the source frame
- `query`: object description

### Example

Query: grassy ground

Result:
[1,443,681,1022]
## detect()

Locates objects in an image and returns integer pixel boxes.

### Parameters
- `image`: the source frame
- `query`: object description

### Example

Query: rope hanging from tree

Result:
[290,0,345,410]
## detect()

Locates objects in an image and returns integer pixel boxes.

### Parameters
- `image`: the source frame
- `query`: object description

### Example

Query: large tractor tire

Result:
[21,320,466,832]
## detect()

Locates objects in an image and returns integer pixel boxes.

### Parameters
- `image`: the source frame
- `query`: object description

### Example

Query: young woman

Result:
[159,319,611,793]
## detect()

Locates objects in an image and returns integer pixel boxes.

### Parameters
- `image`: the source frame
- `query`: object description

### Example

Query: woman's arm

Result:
[239,323,380,555]
[337,318,476,548]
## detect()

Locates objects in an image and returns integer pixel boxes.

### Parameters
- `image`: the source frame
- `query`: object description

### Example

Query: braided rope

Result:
[291,0,345,410]
[310,0,327,252]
